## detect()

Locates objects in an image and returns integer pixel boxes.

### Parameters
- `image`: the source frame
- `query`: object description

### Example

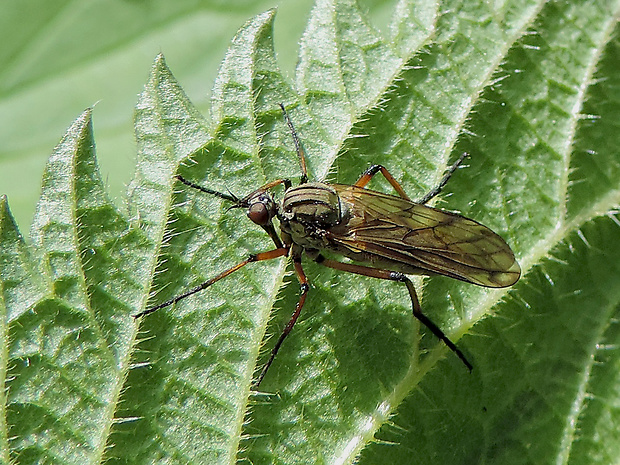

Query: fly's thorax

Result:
[281,182,343,225]
[279,182,346,249]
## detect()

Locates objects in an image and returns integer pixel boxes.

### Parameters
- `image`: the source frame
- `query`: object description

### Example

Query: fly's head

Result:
[238,187,284,248]
[244,190,277,227]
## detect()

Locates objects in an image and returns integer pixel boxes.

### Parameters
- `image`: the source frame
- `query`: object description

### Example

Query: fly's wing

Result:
[331,185,521,288]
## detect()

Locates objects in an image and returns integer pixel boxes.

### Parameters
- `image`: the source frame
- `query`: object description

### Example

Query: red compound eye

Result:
[248,203,270,225]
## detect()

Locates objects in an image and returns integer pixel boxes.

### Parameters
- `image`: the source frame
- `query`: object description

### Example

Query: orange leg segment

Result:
[355,152,470,205]
[354,165,411,200]
[254,250,310,388]
[135,247,289,318]
[315,255,472,371]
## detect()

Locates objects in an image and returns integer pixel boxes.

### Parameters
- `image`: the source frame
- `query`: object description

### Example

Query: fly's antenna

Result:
[279,103,309,184]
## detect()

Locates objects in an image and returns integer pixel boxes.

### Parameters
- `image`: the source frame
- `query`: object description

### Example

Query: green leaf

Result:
[1,1,620,464]
[5,110,148,463]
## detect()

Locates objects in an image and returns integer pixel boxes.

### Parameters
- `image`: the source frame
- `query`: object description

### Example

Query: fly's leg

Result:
[176,175,291,248]
[176,175,291,201]
[254,247,309,388]
[355,152,470,204]
[134,247,289,318]
[417,152,469,205]
[314,254,473,371]
[279,103,309,184]
[176,175,239,203]
[354,165,411,200]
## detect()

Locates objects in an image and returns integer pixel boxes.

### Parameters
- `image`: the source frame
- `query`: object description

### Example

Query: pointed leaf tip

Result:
[154,52,167,67]
[0,195,17,229]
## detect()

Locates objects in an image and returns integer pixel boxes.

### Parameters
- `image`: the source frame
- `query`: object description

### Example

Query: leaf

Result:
[1,1,619,464]
[4,110,149,463]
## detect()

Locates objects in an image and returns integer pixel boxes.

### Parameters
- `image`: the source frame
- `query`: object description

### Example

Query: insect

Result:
[134,104,521,387]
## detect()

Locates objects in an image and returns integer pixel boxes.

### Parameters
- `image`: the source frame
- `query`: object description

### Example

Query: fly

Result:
[134,104,521,387]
